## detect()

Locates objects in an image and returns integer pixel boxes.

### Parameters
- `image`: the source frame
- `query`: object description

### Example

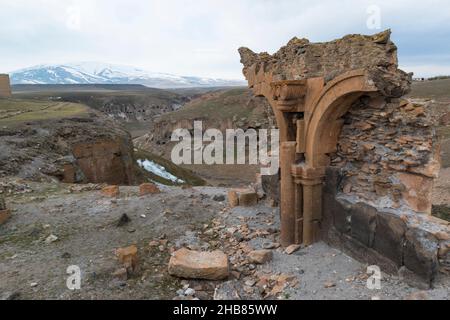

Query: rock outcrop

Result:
[0,109,137,185]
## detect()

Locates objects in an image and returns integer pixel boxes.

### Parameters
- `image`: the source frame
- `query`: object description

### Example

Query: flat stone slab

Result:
[168,248,229,280]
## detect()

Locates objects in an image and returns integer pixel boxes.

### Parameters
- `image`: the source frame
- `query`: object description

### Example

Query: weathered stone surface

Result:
[228,189,258,207]
[332,198,353,235]
[350,203,377,247]
[72,139,135,185]
[398,267,431,290]
[102,185,119,197]
[168,248,229,280]
[116,245,138,272]
[248,250,273,264]
[139,183,160,196]
[228,190,239,207]
[285,244,301,255]
[373,212,406,267]
[261,173,280,205]
[239,30,411,98]
[403,228,439,285]
[239,191,258,207]
[397,173,434,213]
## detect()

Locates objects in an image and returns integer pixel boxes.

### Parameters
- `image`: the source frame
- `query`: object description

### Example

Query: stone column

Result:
[291,165,304,245]
[280,141,297,247]
[299,167,325,246]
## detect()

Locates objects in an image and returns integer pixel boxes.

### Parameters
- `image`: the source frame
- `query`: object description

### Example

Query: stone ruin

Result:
[239,30,449,288]
[0,74,12,98]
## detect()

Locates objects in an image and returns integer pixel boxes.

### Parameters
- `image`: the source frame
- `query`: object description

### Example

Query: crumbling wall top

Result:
[239,30,411,98]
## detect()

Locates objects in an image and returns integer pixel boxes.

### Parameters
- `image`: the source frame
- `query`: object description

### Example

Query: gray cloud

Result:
[1,0,449,78]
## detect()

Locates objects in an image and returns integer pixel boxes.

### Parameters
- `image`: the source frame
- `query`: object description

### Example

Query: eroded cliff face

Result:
[0,111,136,185]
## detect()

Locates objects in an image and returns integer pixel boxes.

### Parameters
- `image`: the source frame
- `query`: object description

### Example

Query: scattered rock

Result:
[168,248,229,280]
[139,183,161,196]
[228,190,239,207]
[45,234,58,244]
[117,214,131,227]
[324,281,336,288]
[248,250,273,264]
[101,185,119,197]
[405,291,430,300]
[285,244,301,255]
[228,189,258,207]
[184,288,196,296]
[116,245,138,272]
[213,195,226,202]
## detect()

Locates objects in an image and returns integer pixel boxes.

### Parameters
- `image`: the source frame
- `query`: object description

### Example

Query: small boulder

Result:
[228,190,239,207]
[248,249,273,264]
[168,248,229,280]
[117,214,131,227]
[228,188,258,207]
[239,191,258,206]
[213,195,226,202]
[285,244,301,255]
[102,185,119,197]
[116,245,138,272]
[139,183,161,196]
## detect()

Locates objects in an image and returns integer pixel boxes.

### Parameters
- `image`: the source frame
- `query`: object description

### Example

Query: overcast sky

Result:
[1,0,449,79]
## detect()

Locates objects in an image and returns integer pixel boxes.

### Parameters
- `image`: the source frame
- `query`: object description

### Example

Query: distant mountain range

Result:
[9,62,246,88]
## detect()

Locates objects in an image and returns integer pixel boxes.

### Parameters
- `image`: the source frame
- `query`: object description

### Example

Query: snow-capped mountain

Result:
[9,62,246,88]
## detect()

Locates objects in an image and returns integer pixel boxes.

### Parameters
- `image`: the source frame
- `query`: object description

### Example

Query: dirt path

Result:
[0,184,448,300]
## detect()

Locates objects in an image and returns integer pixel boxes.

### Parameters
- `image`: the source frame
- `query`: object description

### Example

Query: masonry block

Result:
[373,212,407,267]
[350,203,377,247]
[403,228,439,286]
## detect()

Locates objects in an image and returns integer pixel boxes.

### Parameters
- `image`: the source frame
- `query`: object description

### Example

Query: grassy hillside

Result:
[0,99,90,127]
[159,88,271,129]
[409,79,450,100]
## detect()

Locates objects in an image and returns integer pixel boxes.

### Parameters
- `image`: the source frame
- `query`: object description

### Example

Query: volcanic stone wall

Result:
[240,30,449,288]
[330,96,440,214]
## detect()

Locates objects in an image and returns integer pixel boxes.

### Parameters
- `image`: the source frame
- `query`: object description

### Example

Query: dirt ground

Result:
[1,183,448,300]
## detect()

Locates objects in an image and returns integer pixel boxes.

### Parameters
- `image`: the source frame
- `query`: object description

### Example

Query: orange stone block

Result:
[139,183,160,196]
[228,190,239,207]
[101,185,119,197]
[116,245,138,272]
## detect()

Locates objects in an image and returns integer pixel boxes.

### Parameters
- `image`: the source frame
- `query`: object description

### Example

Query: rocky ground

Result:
[1,182,448,300]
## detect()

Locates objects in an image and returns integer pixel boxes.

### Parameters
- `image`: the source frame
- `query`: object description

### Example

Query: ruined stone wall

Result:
[330,96,440,214]
[0,74,12,98]
[240,30,449,287]
[323,167,449,289]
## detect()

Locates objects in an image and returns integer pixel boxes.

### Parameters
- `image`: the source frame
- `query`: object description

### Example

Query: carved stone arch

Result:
[304,69,378,167]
